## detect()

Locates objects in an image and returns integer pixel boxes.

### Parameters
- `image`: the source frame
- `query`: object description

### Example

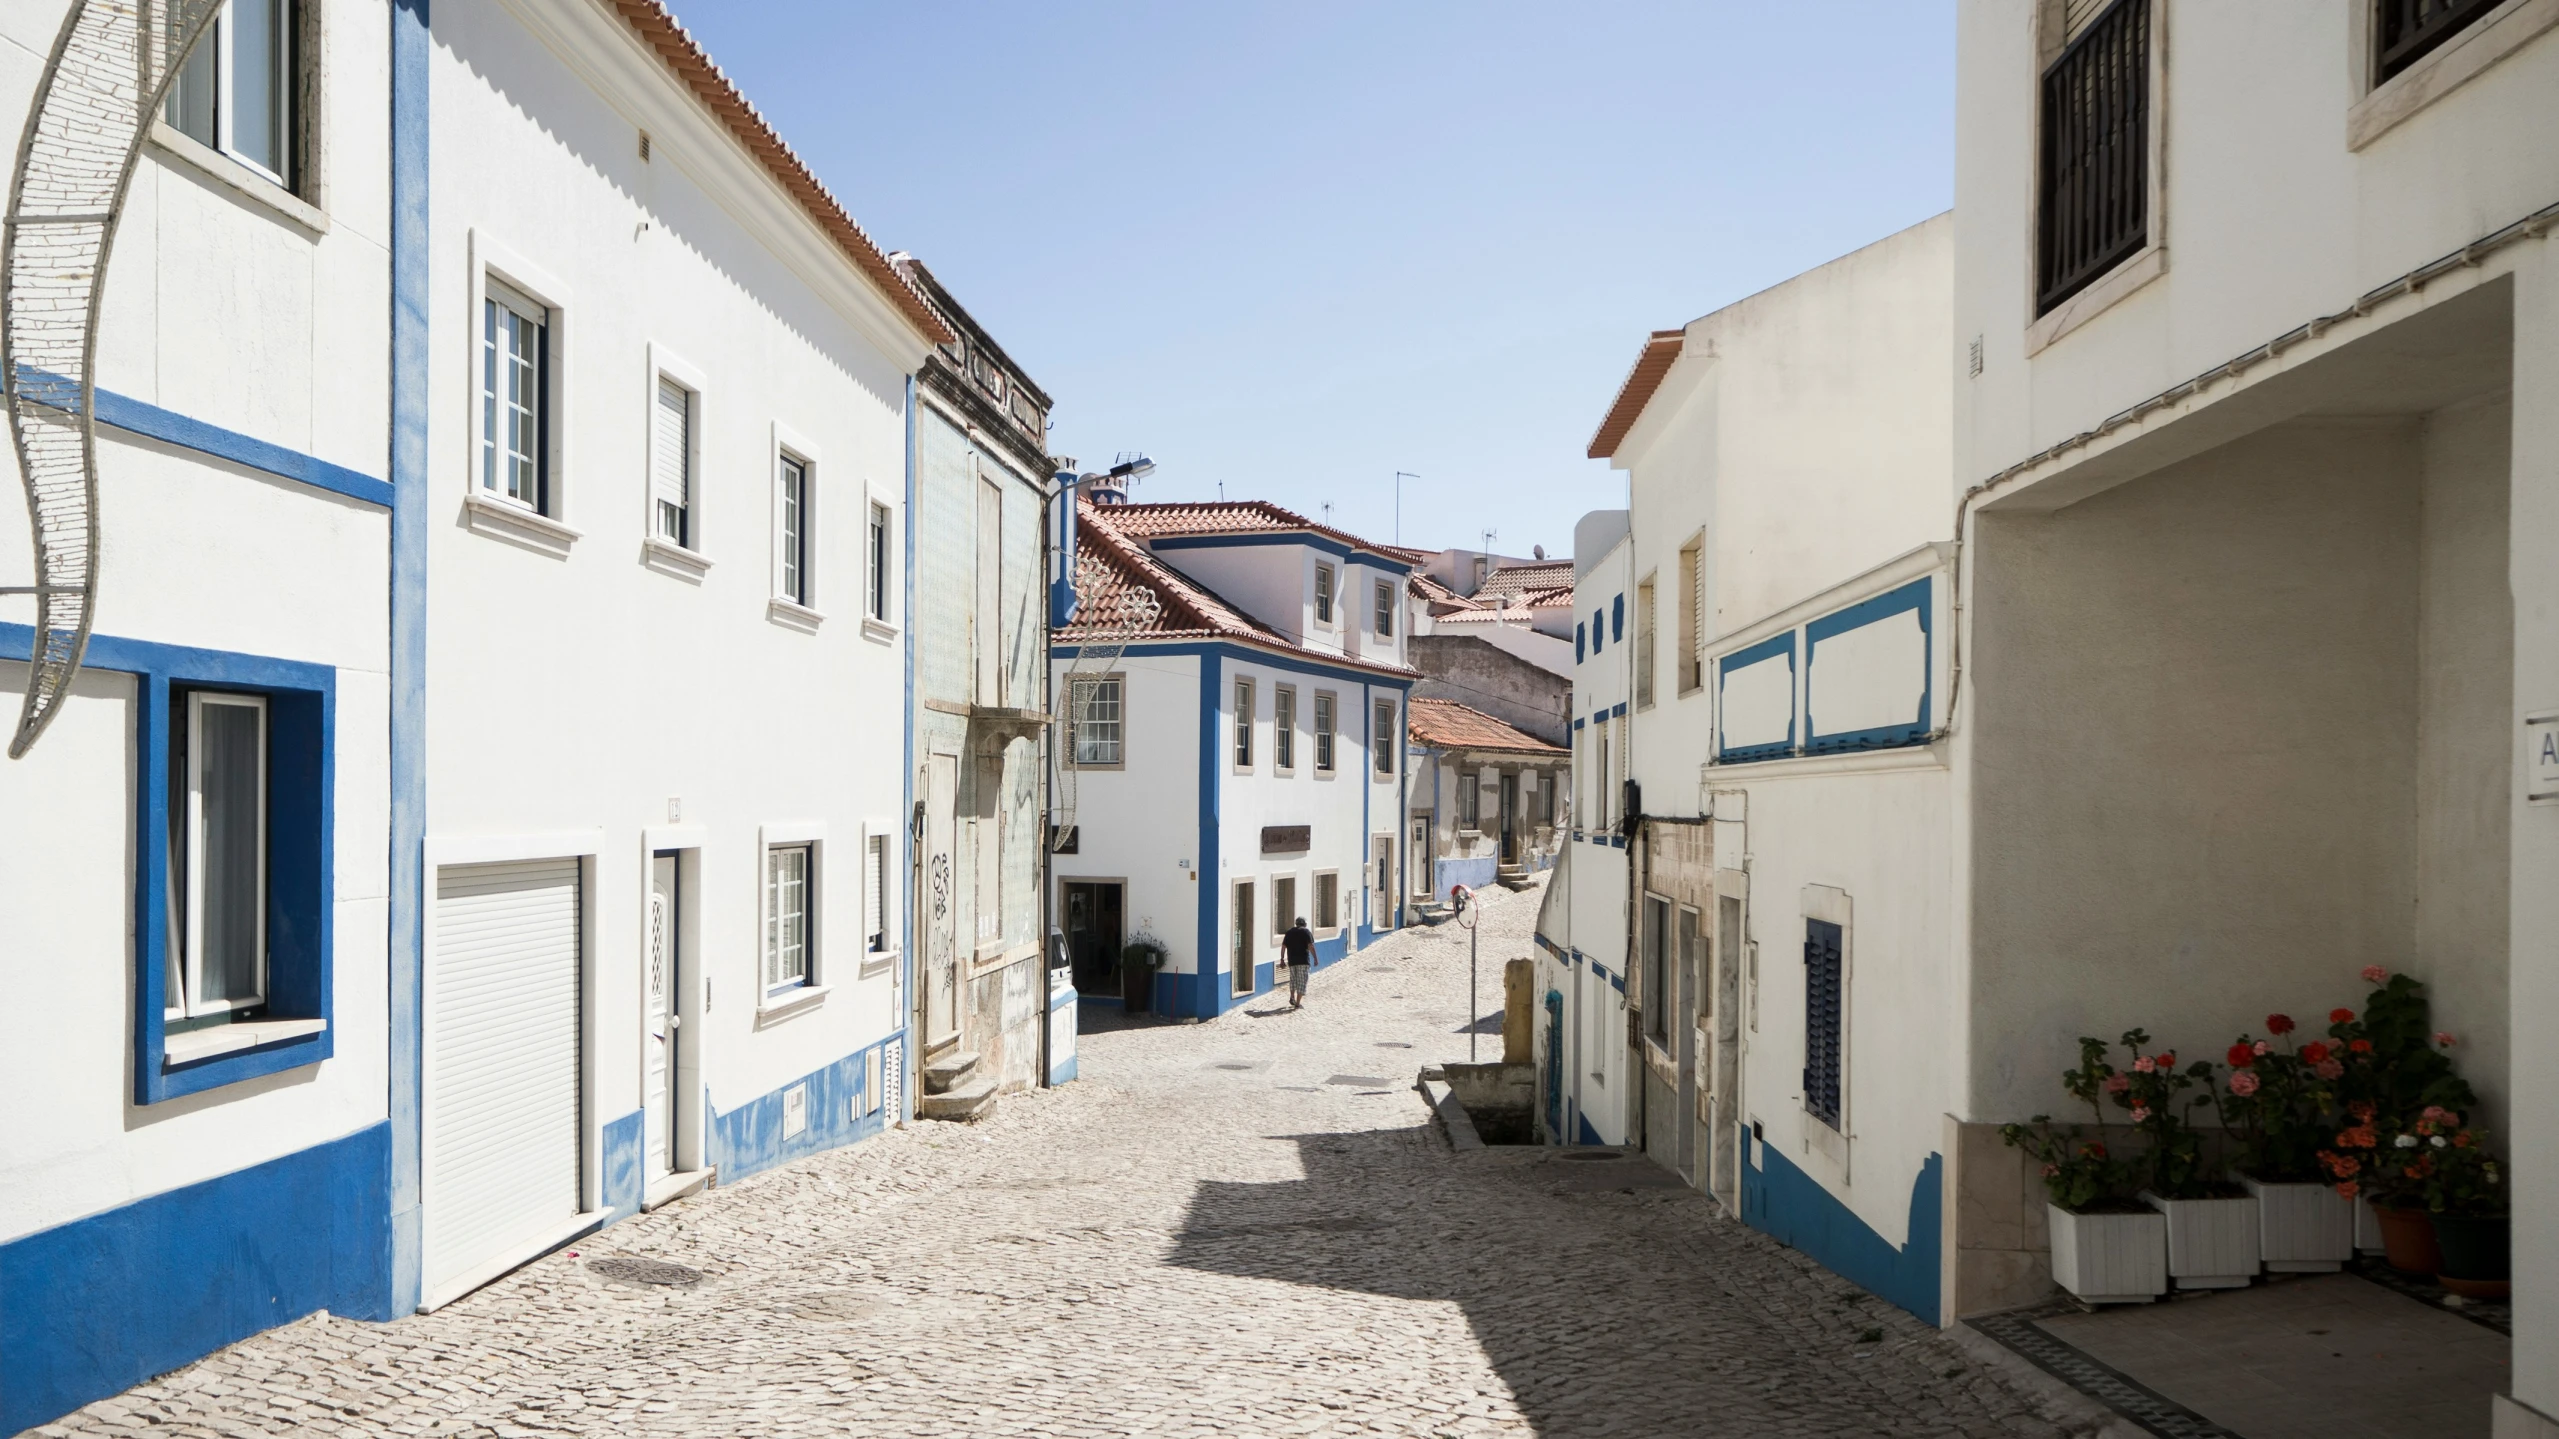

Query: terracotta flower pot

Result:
[2432,1213,2510,1300]
[2373,1203,2442,1276]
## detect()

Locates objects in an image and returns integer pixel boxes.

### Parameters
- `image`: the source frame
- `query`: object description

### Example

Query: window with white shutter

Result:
[766,844,811,992]
[654,377,693,548]
[865,833,890,953]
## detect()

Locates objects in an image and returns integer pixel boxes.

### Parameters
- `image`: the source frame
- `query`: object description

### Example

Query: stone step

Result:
[921,1050,981,1095]
[917,1076,997,1123]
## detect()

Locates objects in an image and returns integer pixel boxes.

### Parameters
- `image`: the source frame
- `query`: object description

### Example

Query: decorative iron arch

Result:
[4,0,225,757]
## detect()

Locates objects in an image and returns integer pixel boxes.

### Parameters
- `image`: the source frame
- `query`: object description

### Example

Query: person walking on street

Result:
[1282,916,1315,1009]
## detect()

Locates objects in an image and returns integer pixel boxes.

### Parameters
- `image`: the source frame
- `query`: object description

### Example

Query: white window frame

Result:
[1233,675,1256,772]
[1371,697,1396,778]
[1313,563,1336,627]
[163,0,298,191]
[1313,690,1337,774]
[645,345,710,573]
[863,490,899,640]
[1273,685,1298,774]
[1374,578,1395,638]
[859,821,898,978]
[464,234,577,550]
[758,822,828,1018]
[1271,873,1298,934]
[1068,673,1126,769]
[1311,868,1342,936]
[770,422,821,624]
[169,690,270,1019]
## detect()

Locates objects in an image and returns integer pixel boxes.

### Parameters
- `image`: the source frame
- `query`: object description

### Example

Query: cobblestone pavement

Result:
[35,879,2087,1438]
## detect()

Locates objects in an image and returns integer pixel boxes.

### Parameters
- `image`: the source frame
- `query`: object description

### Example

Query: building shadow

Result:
[1161,1128,1992,1437]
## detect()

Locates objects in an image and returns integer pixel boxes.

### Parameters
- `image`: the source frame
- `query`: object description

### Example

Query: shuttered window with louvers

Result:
[1803,918,1844,1128]
[654,377,692,547]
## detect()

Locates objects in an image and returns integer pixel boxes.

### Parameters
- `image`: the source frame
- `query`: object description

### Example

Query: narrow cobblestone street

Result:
[36,880,2076,1438]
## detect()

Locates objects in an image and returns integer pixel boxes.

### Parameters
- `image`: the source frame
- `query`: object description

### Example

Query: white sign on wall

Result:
[2527,711,2559,805]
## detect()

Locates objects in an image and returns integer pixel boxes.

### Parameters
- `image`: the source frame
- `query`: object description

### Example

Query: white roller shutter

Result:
[424,858,584,1305]
[653,378,691,514]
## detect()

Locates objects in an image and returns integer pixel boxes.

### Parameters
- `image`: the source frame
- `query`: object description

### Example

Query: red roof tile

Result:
[1588,329,1686,459]
[1091,500,1404,562]
[1472,561,1577,604]
[1406,698,1567,756]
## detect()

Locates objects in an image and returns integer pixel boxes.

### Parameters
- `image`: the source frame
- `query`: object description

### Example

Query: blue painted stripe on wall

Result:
[1195,648,1224,1016]
[386,0,432,1316]
[708,1040,895,1185]
[0,1123,392,1434]
[1741,1130,1942,1324]
[94,389,394,508]
[600,1111,645,1222]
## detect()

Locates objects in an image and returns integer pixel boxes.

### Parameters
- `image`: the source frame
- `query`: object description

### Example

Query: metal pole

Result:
[1395,471,1417,547]
[1469,906,1479,1063]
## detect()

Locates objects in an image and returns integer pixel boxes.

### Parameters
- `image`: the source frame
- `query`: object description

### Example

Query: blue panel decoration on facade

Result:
[600,1111,645,1222]
[1574,623,1584,662]
[1803,577,1932,754]
[1611,594,1623,642]
[0,625,342,1103]
[1741,1130,1943,1324]
[1589,610,1603,653]
[1715,632,1796,763]
[0,1123,393,1434]
[708,1039,896,1185]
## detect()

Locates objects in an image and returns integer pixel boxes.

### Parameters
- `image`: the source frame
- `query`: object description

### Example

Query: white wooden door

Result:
[923,754,960,1047]
[426,858,583,1303]
[644,853,677,1180]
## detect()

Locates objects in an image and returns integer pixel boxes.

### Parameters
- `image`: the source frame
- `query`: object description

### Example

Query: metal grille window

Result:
[1314,870,1339,930]
[1374,580,1395,638]
[165,0,297,189]
[2036,0,2150,316]
[481,285,547,510]
[777,454,809,605]
[1314,565,1335,625]
[1372,699,1395,776]
[1275,687,1296,770]
[167,691,268,1017]
[765,844,812,992]
[1803,918,1844,1128]
[868,501,892,621]
[1314,693,1336,772]
[2376,0,2503,81]
[1234,677,1255,767]
[1072,676,1123,766]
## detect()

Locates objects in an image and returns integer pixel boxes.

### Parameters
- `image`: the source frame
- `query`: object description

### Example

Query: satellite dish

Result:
[3,0,227,757]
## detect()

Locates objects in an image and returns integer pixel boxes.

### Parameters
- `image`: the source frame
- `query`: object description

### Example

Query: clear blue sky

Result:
[670,2,1955,560]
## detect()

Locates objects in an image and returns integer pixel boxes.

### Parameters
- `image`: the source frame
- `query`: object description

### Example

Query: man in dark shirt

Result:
[1282,916,1315,1009]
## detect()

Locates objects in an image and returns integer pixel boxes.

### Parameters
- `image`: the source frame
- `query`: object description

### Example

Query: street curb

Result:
[1417,1076,1484,1151]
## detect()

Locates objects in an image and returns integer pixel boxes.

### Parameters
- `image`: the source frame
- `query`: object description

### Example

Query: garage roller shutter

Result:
[426,858,583,1301]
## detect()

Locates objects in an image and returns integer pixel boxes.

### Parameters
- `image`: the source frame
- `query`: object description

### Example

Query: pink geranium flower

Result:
[2132,1055,2156,1074]
[2435,1031,2457,1047]
[2103,1073,2130,1094]
[2130,1106,2151,1123]
[2314,1058,2345,1080]
[2227,1071,2261,1097]
[2361,965,2388,984]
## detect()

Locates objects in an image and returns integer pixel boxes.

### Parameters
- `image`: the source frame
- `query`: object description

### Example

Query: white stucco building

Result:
[0,1,400,1428]
[1051,498,1414,1019]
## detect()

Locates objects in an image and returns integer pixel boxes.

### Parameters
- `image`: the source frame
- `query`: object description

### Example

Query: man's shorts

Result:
[1287,962,1310,1000]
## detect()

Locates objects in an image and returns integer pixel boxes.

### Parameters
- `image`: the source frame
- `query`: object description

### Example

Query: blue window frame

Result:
[1,624,338,1102]
[1803,578,1932,755]
[1715,633,1796,764]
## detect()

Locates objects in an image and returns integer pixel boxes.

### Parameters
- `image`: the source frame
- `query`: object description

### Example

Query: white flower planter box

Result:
[2240,1175,2353,1272]
[2355,1195,2387,1254]
[2142,1191,2260,1289]
[2047,1203,2167,1304]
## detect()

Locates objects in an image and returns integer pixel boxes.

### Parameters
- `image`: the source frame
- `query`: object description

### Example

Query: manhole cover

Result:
[1326,1074,1393,1087]
[587,1256,703,1288]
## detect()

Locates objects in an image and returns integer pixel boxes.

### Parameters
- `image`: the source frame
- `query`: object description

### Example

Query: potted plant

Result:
[2220,1014,2353,1271]
[2397,1107,2507,1299]
[1119,935,1168,1014]
[2107,1030,2259,1289]
[2001,1037,2165,1305]
[2318,967,2476,1276]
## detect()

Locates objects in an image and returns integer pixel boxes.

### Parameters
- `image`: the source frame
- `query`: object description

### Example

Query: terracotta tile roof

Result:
[1406,698,1567,756]
[1408,572,1480,611]
[1472,561,1577,604]
[1060,503,1419,679]
[1587,328,1686,459]
[610,2,953,347]
[1093,500,1406,563]
[1522,587,1575,609]
[1432,608,1545,626]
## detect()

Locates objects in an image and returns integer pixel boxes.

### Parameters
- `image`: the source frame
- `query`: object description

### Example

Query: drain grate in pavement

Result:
[1326,1074,1393,1086]
[1557,1150,1625,1162]
[587,1256,703,1288]
[1967,1306,2240,1439]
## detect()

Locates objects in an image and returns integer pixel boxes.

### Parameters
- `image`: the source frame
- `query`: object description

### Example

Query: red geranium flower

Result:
[2267,1014,2296,1035]
[2300,1040,2331,1064]
[2226,1042,2256,1068]
[2348,1039,2372,1054]
[2330,1008,2355,1025]
[2337,1181,2360,1199]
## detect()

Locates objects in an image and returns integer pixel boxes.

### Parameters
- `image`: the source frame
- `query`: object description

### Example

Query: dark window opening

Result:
[2036,0,2150,316]
[1803,918,1844,1128]
[2375,0,2502,83]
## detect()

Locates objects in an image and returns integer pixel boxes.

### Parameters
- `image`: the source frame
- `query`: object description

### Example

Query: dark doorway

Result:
[1498,771,1520,865]
[1064,880,1124,995]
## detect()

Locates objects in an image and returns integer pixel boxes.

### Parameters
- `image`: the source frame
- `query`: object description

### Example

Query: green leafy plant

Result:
[2328,969,2474,1128]
[2000,1036,2139,1211]
[2216,1018,2336,1183]
[2099,1028,2228,1199]
[1119,935,1169,972]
